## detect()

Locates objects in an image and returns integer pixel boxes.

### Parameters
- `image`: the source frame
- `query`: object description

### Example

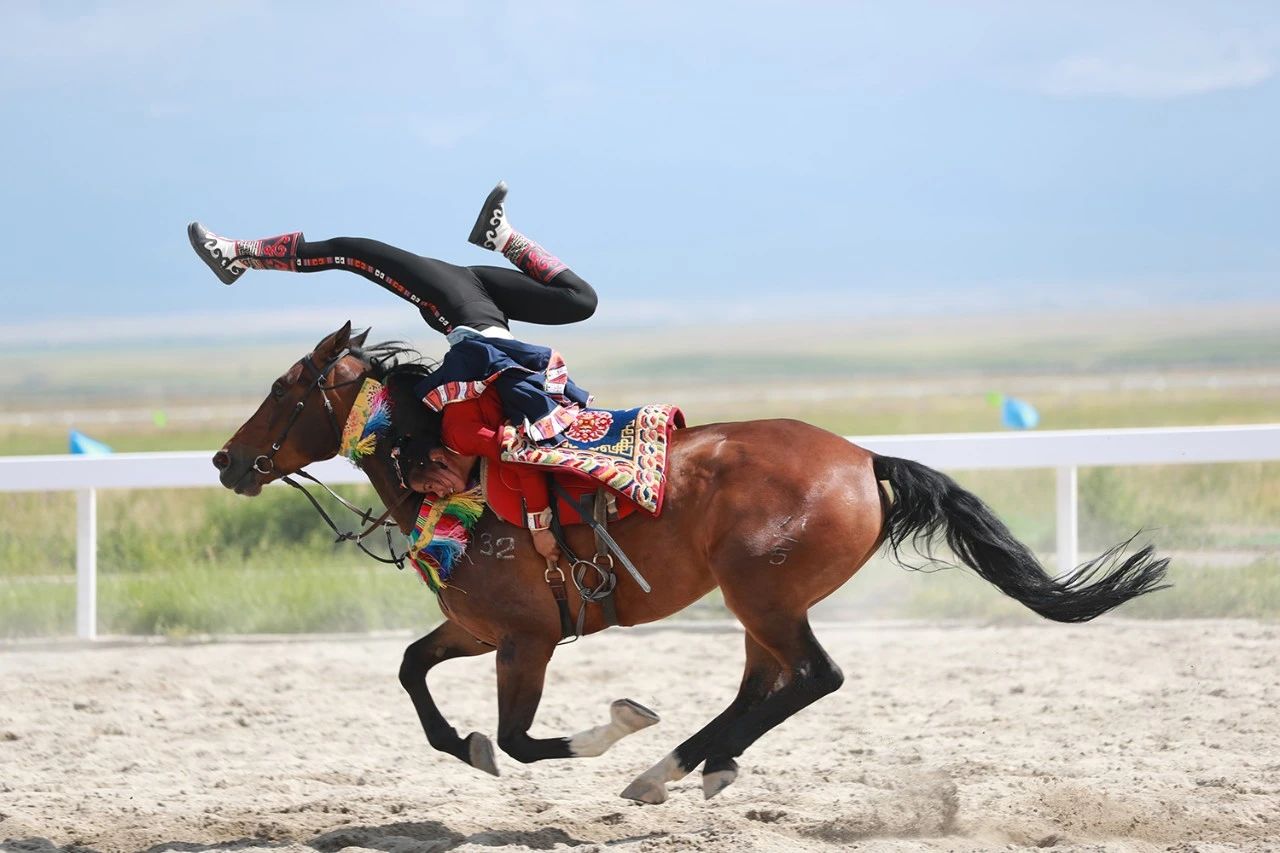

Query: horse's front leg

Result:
[399,619,499,775]
[494,632,660,764]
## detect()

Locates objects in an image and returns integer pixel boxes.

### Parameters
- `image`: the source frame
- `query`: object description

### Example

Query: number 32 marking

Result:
[477,533,516,560]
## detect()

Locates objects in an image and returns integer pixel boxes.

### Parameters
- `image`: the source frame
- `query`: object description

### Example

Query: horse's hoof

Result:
[612,698,660,731]
[467,732,500,777]
[620,776,668,805]
[702,757,738,800]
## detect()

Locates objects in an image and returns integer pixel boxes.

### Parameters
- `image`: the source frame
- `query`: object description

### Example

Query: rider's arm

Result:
[442,399,552,530]
[515,468,552,531]
[440,399,500,457]
[521,469,558,561]
[440,392,558,542]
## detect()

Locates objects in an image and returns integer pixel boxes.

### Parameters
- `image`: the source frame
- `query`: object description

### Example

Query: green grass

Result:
[685,381,1280,436]
[0,483,442,638]
[0,561,440,638]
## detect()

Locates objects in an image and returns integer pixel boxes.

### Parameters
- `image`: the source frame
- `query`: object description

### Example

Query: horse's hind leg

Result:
[399,619,499,775]
[621,634,782,804]
[494,631,660,765]
[700,618,843,799]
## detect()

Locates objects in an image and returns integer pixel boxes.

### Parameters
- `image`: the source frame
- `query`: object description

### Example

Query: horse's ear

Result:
[350,327,370,349]
[315,321,353,355]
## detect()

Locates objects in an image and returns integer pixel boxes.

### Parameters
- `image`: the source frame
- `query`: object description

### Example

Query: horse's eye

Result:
[272,381,286,398]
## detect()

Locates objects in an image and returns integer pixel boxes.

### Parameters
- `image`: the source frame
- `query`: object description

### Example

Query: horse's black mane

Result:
[352,338,443,454]
[353,339,435,383]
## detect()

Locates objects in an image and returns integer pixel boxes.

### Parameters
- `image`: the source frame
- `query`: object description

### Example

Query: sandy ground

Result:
[1,620,1277,853]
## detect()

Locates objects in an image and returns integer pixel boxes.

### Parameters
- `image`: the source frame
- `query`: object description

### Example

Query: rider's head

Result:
[404,446,476,498]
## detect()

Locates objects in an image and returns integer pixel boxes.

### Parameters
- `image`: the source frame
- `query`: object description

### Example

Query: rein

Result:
[281,470,415,568]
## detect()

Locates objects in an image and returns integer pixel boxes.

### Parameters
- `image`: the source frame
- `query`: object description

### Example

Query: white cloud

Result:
[1040,39,1276,99]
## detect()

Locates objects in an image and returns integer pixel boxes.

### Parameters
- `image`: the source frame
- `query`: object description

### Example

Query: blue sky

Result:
[1,1,1278,336]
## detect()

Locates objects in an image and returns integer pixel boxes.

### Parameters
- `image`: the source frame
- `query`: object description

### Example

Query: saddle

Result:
[484,404,683,642]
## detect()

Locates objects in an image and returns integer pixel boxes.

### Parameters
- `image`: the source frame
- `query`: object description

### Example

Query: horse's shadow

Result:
[3,837,289,853]
[4,821,593,853]
[1,838,105,853]
[143,841,296,853]
[311,820,590,852]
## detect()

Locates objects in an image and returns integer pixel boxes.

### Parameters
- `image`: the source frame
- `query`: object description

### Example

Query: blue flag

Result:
[69,430,113,455]
[1000,397,1040,430]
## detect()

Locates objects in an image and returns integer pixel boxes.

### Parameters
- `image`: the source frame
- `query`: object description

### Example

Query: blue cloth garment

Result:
[413,336,591,442]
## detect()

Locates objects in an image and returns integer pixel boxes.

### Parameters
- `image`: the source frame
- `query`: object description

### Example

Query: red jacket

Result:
[440,387,550,520]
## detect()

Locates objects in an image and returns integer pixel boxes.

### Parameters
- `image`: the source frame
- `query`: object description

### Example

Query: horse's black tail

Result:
[872,455,1170,623]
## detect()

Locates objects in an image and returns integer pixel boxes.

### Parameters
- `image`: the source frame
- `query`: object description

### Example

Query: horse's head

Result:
[214,321,371,496]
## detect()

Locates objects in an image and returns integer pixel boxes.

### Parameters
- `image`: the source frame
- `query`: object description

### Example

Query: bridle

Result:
[251,348,352,477]
[252,346,418,569]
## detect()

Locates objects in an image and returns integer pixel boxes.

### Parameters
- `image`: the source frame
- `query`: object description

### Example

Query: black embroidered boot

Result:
[187,222,303,285]
[466,182,568,284]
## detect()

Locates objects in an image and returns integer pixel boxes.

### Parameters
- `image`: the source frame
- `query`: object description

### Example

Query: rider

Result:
[188,183,591,561]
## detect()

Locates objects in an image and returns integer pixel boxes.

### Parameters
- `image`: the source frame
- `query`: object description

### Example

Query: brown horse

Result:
[214,322,1168,804]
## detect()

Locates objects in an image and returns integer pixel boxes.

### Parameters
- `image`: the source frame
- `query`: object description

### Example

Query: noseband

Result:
[252,348,352,475]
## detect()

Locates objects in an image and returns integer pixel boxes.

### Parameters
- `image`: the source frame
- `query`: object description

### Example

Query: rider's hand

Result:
[409,448,477,497]
[530,528,561,563]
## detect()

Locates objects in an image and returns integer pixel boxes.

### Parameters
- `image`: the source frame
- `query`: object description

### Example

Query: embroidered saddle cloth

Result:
[498,404,685,516]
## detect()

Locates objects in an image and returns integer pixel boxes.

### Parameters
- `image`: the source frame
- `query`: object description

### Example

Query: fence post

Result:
[76,487,97,640]
[1055,466,1078,574]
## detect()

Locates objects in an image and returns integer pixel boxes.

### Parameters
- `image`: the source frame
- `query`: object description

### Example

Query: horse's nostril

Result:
[212,450,231,470]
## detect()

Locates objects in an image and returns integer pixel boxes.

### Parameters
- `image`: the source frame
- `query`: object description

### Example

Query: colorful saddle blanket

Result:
[499,404,685,515]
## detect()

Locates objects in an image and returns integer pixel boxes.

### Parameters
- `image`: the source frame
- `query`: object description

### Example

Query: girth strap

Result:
[590,492,620,628]
[543,562,577,641]
[545,485,633,643]
[549,479,652,594]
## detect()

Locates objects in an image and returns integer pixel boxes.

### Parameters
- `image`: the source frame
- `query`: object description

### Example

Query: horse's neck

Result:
[349,366,427,533]
[360,448,422,534]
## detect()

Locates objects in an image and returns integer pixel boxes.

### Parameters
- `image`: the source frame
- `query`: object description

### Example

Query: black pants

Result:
[296,237,598,336]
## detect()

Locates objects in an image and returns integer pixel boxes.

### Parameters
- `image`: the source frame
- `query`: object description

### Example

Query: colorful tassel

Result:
[338,380,486,592]
[340,378,392,464]
[408,486,486,591]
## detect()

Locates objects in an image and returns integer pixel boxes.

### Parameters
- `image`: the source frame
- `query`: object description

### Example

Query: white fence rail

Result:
[2,424,1277,640]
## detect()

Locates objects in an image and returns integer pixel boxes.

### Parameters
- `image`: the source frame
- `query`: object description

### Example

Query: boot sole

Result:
[467,181,508,248]
[187,221,242,286]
